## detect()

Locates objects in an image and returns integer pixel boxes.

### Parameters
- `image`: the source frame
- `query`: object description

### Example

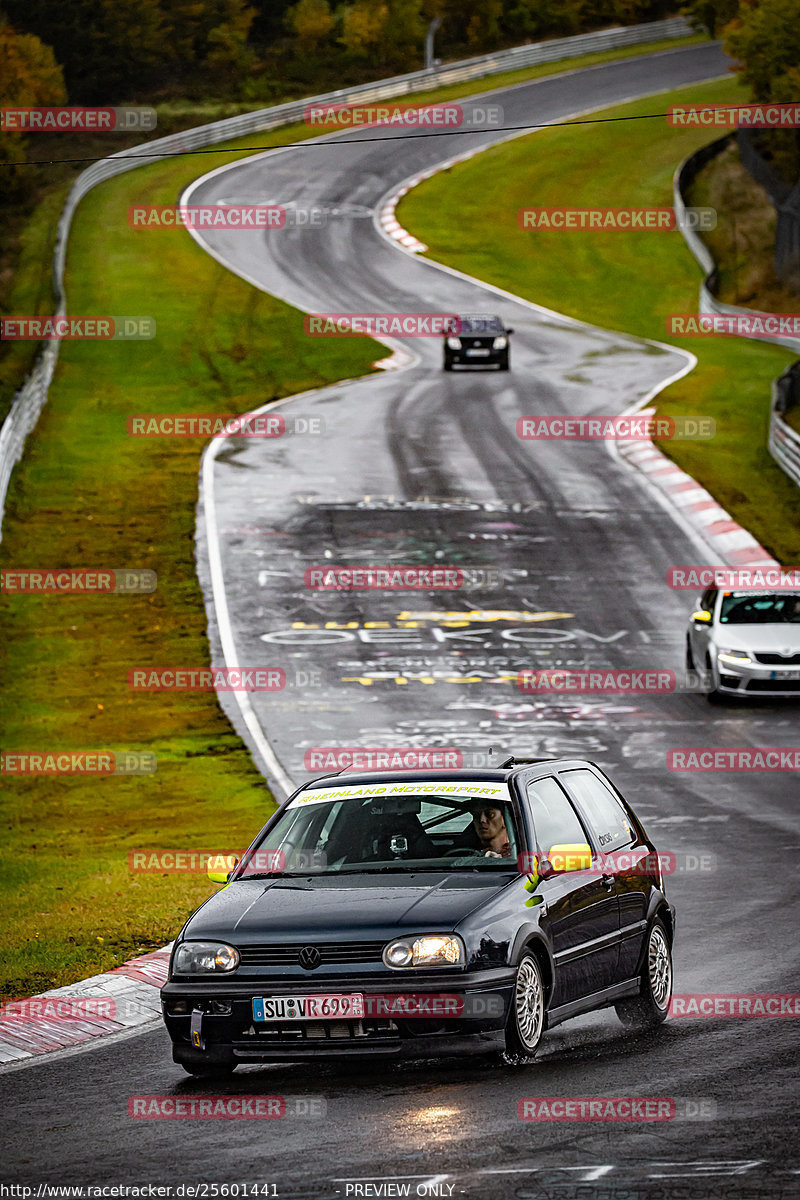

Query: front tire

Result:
[615,917,672,1030]
[502,951,545,1063]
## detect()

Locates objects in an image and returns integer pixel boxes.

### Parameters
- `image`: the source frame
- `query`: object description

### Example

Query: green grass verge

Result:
[0,34,711,998]
[399,77,800,563]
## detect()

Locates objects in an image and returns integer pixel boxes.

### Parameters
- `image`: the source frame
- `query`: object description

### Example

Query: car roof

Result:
[455,313,504,325]
[302,759,599,789]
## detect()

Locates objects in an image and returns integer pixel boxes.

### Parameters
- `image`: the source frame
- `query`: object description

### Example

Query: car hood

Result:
[713,625,800,653]
[183,871,513,943]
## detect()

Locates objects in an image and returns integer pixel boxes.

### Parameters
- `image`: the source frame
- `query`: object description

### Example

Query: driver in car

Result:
[454,802,512,858]
[474,803,512,857]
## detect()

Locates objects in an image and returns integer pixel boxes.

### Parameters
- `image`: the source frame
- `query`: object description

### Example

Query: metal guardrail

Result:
[0,15,694,538]
[769,362,800,486]
[674,139,800,488]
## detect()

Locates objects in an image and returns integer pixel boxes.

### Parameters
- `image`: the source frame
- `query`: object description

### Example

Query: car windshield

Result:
[719,593,800,624]
[235,781,520,876]
[448,315,505,335]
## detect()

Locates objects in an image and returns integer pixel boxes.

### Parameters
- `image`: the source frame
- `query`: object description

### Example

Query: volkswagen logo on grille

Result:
[298,945,321,970]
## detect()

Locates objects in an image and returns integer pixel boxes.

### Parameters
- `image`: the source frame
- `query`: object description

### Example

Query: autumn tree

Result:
[204,0,257,74]
[285,0,334,51]
[340,1,388,56]
[4,0,169,100]
[0,21,65,197]
[680,0,739,35]
[725,0,800,183]
[381,0,425,68]
[504,0,583,37]
[467,0,502,48]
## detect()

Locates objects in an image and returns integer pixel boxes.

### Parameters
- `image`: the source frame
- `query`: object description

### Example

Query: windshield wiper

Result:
[237,871,308,879]
[334,865,412,873]
[327,863,516,874]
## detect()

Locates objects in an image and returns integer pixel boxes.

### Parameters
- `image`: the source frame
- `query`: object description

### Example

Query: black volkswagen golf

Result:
[161,759,675,1074]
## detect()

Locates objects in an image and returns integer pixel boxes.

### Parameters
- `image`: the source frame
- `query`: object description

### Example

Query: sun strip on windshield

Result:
[289,781,508,808]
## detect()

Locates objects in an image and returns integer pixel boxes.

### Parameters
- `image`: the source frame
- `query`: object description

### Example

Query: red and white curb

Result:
[372,344,417,370]
[378,181,431,254]
[617,408,778,567]
[0,945,171,1068]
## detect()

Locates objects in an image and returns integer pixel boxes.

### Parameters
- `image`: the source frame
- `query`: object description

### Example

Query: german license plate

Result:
[771,670,800,680]
[252,994,364,1021]
[466,348,490,356]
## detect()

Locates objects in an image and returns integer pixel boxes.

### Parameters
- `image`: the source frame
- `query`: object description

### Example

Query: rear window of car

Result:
[559,769,634,852]
[525,776,588,853]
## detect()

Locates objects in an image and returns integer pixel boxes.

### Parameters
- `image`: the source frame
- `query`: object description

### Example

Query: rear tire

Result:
[501,951,545,1064]
[615,917,672,1030]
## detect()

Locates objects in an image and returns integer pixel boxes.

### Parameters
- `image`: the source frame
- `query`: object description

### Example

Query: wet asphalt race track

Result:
[6,42,800,1199]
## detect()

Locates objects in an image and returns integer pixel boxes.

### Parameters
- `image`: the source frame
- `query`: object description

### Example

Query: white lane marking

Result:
[201,430,295,798]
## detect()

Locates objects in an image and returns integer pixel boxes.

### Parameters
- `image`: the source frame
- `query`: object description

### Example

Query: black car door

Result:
[522,774,621,1006]
[558,767,649,982]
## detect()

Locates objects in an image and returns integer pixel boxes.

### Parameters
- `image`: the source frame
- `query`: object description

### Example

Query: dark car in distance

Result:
[161,758,675,1075]
[443,313,513,371]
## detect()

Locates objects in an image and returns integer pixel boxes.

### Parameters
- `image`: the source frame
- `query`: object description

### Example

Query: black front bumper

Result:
[444,351,506,367]
[162,969,514,1064]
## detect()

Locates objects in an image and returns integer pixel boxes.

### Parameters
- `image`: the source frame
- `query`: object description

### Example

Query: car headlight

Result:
[383,934,464,969]
[173,942,240,974]
[446,337,461,350]
[492,336,507,349]
[717,649,753,666]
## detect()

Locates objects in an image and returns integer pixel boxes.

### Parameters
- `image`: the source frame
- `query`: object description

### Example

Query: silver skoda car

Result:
[686,589,800,699]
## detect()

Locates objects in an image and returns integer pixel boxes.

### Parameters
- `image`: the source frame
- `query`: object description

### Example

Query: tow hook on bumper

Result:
[190,1008,205,1050]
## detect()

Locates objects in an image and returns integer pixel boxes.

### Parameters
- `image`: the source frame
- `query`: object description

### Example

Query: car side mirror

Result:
[208,855,238,885]
[506,327,514,335]
[538,842,592,879]
[691,609,712,624]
